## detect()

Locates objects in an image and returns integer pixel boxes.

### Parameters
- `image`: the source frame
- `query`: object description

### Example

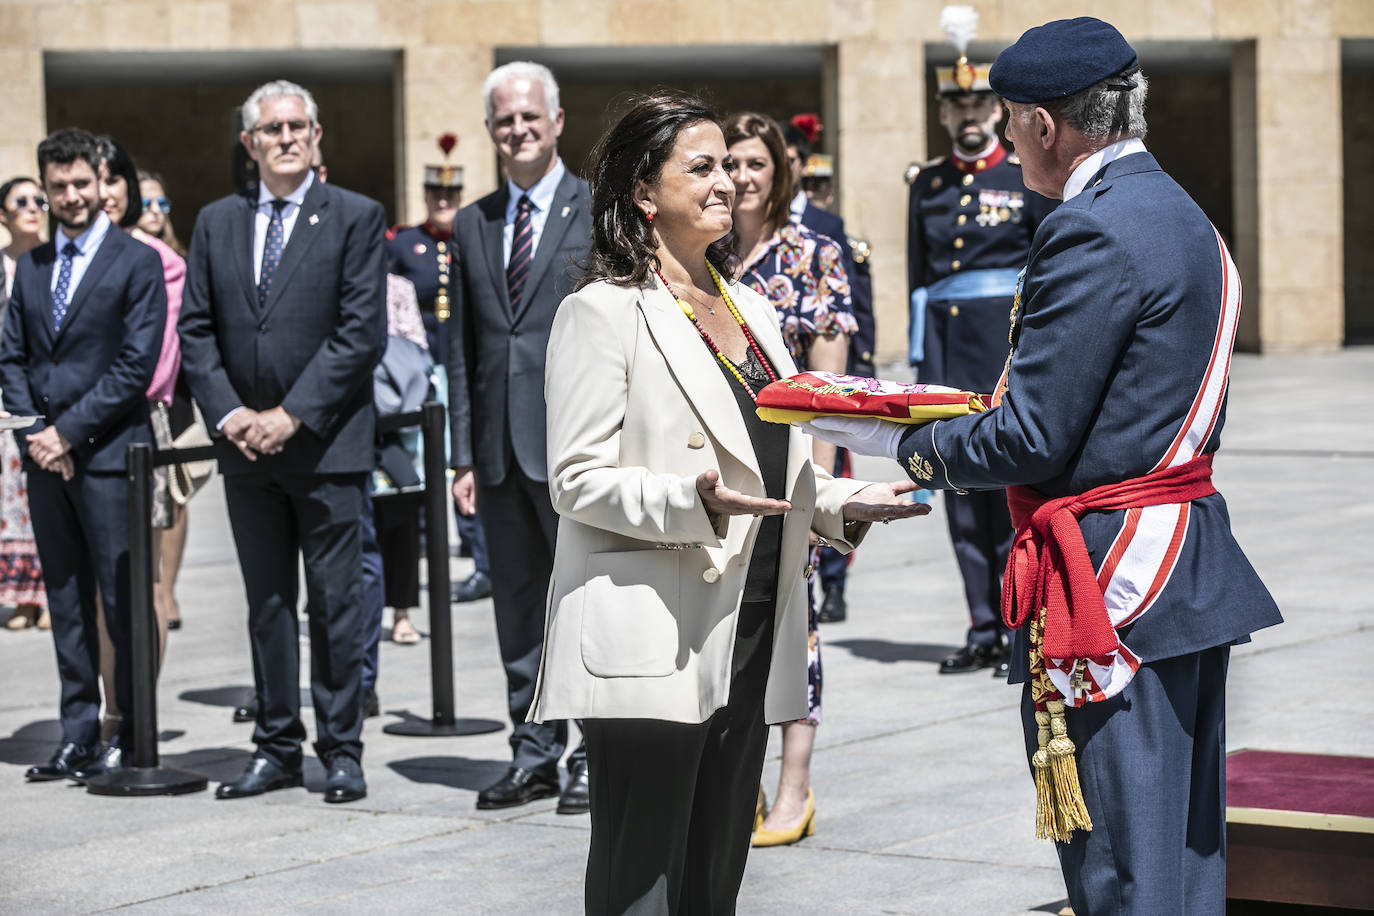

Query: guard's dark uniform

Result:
[907,143,1054,654]
[386,223,454,366]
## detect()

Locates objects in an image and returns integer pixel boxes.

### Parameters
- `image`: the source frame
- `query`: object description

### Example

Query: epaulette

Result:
[904,155,947,186]
[386,222,411,241]
[847,237,872,265]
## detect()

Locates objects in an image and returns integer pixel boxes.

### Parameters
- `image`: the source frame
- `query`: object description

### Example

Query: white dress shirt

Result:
[219,170,315,430]
[252,170,314,284]
[1062,137,1148,202]
[50,210,112,300]
[502,157,566,267]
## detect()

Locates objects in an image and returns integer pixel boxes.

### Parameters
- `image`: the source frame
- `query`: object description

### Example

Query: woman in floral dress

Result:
[0,176,50,629]
[724,112,857,845]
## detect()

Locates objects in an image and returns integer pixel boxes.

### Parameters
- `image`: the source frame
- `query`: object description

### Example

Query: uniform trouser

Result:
[360,491,386,694]
[478,467,583,775]
[1021,646,1230,916]
[27,469,133,747]
[454,508,490,575]
[224,471,367,766]
[583,604,772,916]
[944,488,1014,647]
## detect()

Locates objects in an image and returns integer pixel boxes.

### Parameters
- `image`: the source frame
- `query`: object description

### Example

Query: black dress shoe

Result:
[452,570,493,603]
[992,658,1011,680]
[476,766,559,810]
[70,743,124,783]
[232,696,259,723]
[215,755,303,799]
[167,618,182,631]
[25,742,97,782]
[323,754,367,804]
[818,586,847,623]
[938,641,1005,674]
[556,761,590,815]
[363,687,380,718]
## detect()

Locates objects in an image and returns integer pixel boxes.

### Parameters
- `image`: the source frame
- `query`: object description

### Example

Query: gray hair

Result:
[241,80,319,132]
[482,61,560,122]
[1052,69,1149,143]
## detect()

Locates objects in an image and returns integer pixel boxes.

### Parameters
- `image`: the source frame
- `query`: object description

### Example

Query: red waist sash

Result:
[1001,453,1217,662]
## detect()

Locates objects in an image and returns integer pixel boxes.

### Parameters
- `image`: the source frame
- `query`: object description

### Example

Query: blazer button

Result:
[702,567,720,584]
[687,431,706,449]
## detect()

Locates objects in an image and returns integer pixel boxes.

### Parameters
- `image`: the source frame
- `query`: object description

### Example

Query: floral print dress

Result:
[1,258,46,609]
[740,222,855,725]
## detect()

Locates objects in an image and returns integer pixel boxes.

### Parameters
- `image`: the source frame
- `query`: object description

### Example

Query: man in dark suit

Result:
[0,128,166,783]
[447,61,592,813]
[806,19,1282,913]
[179,80,386,804]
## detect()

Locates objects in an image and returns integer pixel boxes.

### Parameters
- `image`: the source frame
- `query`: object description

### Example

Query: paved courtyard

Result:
[1,350,1371,914]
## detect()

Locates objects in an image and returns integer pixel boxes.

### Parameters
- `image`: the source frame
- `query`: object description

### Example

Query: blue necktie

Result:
[52,241,78,329]
[257,198,288,308]
[506,195,534,308]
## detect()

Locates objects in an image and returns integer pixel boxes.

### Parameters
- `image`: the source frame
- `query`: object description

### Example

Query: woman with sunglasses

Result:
[0,177,51,631]
[135,172,186,257]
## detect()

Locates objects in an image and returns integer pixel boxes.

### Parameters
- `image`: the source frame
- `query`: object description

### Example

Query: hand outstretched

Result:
[696,469,791,526]
[841,480,932,523]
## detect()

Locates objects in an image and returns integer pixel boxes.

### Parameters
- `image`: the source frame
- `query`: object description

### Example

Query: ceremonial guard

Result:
[808,18,1282,914]
[385,134,491,602]
[907,5,1055,673]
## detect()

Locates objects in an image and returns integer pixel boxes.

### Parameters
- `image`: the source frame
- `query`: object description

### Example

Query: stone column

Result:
[836,37,925,365]
[0,6,46,249]
[1231,42,1261,351]
[1253,36,1344,350]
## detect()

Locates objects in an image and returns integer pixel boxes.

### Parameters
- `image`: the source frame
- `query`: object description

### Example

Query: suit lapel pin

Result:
[309,214,320,226]
[561,206,570,218]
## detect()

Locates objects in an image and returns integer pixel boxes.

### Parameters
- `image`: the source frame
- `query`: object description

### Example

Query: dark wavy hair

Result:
[0,176,41,211]
[576,91,736,291]
[94,135,143,229]
[722,112,794,230]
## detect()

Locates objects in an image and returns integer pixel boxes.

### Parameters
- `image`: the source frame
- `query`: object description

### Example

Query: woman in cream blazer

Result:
[530,93,926,915]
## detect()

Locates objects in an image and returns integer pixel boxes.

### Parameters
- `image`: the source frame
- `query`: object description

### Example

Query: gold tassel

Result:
[1045,699,1093,837]
[1032,710,1055,840]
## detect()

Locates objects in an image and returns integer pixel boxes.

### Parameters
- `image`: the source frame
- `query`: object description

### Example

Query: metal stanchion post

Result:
[87,443,207,796]
[384,402,501,737]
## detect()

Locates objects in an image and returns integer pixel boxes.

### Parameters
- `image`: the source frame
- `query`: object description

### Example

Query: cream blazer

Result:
[528,274,870,727]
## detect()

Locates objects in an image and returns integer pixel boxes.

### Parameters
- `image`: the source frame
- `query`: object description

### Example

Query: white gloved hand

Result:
[798,416,906,459]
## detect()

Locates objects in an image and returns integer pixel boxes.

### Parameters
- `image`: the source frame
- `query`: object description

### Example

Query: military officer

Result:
[907,29,1055,675]
[385,139,492,603]
[805,18,1282,913]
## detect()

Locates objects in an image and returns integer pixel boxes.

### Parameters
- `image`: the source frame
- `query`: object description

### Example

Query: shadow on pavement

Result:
[828,638,958,664]
[179,685,312,708]
[0,719,63,764]
[388,755,509,791]
[160,746,256,783]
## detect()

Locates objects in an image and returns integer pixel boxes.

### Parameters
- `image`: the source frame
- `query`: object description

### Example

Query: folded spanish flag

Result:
[755,371,987,425]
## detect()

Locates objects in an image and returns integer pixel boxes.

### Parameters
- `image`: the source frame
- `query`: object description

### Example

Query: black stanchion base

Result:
[85,767,209,797]
[383,716,504,738]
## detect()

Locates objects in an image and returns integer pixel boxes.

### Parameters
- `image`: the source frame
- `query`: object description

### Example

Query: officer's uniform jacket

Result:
[907,145,1055,391]
[386,222,453,363]
[898,150,1281,699]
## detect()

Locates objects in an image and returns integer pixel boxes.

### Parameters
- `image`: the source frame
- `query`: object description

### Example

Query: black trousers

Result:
[1022,646,1231,915]
[224,471,367,766]
[27,469,133,747]
[478,466,583,774]
[373,492,421,609]
[583,599,773,916]
[944,488,1014,646]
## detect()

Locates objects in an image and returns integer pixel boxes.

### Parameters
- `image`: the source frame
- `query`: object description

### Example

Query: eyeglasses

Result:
[9,195,48,212]
[252,119,312,139]
[142,197,171,213]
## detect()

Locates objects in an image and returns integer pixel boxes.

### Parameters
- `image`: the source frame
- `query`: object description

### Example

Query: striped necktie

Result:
[506,194,534,308]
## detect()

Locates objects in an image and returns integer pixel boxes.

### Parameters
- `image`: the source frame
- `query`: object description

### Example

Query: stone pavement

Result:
[1,350,1371,915]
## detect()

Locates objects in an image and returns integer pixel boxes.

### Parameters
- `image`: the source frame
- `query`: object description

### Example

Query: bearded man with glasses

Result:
[179,79,386,804]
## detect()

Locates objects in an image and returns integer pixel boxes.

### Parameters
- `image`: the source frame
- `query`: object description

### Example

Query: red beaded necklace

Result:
[655,262,778,402]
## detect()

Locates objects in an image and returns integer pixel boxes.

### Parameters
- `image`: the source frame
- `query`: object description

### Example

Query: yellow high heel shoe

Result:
[751,789,814,847]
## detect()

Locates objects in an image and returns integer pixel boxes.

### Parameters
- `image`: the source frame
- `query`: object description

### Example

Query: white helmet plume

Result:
[940,5,979,55]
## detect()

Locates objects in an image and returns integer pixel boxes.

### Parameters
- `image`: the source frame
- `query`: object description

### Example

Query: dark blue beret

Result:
[989,17,1139,104]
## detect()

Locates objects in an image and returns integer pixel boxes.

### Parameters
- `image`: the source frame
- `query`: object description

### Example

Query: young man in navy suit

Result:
[179,80,386,804]
[0,128,167,783]
[805,19,1281,914]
